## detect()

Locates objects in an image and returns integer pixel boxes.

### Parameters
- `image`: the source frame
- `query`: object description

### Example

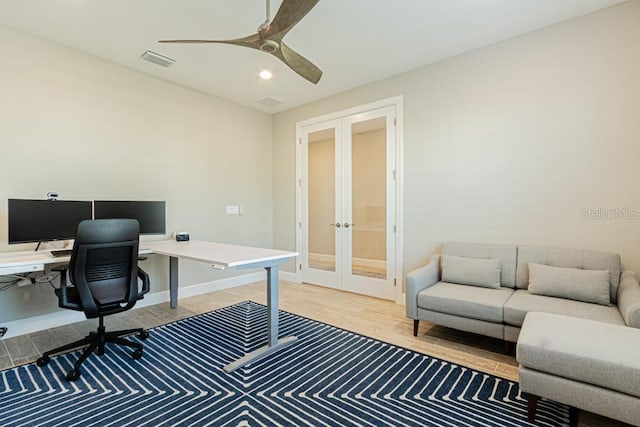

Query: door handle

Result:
[343,223,355,228]
[330,223,342,228]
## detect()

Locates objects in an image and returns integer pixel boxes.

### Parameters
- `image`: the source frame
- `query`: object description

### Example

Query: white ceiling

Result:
[0,0,625,113]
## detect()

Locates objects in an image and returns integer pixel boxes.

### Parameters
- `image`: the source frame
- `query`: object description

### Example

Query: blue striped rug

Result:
[0,301,568,426]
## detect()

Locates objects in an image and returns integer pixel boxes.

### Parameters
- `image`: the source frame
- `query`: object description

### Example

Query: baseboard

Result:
[279,270,299,283]
[1,271,265,339]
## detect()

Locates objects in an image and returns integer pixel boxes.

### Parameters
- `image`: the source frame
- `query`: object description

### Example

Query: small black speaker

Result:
[175,232,189,242]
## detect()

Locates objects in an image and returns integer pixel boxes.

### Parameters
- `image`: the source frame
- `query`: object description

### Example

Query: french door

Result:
[298,104,398,300]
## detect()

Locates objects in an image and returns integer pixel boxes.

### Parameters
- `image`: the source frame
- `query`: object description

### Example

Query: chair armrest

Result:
[618,271,640,328]
[405,255,440,319]
[137,266,150,297]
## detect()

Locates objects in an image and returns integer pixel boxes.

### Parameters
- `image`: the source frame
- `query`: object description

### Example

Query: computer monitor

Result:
[93,200,166,235]
[8,199,93,244]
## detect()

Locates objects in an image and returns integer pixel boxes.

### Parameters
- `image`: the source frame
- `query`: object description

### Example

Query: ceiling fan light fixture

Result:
[259,70,273,80]
[140,50,175,67]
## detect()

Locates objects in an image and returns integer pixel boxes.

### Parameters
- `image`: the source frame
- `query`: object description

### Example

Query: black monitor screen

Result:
[8,199,93,244]
[94,201,166,235]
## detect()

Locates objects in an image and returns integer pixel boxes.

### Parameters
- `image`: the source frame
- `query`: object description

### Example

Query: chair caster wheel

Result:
[36,356,50,367]
[66,369,81,381]
[139,330,149,340]
[132,349,143,360]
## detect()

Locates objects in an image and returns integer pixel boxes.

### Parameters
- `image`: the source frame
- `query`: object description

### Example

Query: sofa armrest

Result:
[618,271,640,328]
[405,255,440,318]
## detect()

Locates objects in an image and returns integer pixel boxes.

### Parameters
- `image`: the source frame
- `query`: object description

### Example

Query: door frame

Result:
[295,96,404,303]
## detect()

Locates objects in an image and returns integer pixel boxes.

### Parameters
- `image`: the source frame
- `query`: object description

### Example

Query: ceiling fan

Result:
[159,0,322,84]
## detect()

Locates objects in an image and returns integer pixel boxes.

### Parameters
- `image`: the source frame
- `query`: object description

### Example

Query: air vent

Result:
[257,96,285,107]
[140,50,175,68]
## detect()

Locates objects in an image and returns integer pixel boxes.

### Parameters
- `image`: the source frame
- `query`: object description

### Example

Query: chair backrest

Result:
[69,219,141,318]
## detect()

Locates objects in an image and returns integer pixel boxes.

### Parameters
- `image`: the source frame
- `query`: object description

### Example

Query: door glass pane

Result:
[308,129,336,272]
[351,118,387,279]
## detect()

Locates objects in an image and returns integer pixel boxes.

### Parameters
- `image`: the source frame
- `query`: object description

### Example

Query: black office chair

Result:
[36,219,150,381]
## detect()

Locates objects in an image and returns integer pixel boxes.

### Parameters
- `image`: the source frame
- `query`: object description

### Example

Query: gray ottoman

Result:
[517,312,640,426]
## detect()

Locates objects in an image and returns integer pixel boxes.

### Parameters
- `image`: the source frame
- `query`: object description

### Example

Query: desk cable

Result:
[0,277,21,291]
[0,271,61,291]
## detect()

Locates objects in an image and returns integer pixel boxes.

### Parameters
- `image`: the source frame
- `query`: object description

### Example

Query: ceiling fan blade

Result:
[158,1,323,84]
[263,0,320,39]
[272,42,322,84]
[159,33,261,50]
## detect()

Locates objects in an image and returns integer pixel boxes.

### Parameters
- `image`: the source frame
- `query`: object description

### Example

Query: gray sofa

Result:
[405,242,640,342]
[517,312,640,425]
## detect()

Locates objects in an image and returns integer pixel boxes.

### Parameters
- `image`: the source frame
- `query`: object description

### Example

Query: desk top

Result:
[0,240,297,274]
[0,247,153,267]
[145,240,297,269]
[0,249,69,267]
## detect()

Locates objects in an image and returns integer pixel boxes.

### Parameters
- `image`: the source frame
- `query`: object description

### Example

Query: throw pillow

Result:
[527,262,611,306]
[441,255,501,289]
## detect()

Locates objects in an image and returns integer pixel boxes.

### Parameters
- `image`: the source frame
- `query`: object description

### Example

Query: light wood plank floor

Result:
[0,281,630,427]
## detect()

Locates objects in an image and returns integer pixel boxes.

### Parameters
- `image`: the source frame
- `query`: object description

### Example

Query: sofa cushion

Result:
[441,255,501,289]
[618,271,640,328]
[443,242,517,288]
[503,290,625,327]
[528,262,611,306]
[517,312,640,399]
[516,245,621,303]
[417,282,514,323]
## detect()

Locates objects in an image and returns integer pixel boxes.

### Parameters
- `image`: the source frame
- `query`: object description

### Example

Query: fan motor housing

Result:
[260,39,280,53]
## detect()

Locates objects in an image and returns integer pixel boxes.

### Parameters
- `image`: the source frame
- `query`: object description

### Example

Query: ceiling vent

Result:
[141,50,175,67]
[257,96,285,107]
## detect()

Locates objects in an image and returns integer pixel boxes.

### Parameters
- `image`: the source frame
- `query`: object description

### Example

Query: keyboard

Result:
[50,249,73,257]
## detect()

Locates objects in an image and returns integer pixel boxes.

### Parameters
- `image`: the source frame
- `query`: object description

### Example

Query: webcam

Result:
[47,192,59,201]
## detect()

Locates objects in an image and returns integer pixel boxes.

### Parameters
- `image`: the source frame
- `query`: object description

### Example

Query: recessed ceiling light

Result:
[259,70,273,80]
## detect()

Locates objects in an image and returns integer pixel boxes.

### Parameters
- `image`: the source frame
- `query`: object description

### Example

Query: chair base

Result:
[36,316,148,381]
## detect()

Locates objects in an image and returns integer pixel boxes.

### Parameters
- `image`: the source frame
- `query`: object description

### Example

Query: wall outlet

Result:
[225,205,240,215]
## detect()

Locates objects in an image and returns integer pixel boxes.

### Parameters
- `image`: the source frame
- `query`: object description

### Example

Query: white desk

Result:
[145,240,298,372]
[0,240,298,373]
[0,247,154,276]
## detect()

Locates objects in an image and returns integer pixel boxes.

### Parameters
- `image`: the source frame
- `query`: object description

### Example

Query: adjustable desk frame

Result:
[147,240,299,373]
[0,240,298,373]
[168,257,297,372]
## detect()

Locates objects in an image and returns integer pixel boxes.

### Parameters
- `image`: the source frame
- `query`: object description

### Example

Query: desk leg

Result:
[170,256,178,309]
[223,264,298,373]
[266,266,278,347]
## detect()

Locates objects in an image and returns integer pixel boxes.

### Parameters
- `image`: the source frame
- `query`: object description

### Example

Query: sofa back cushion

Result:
[442,242,517,288]
[441,255,501,289]
[516,246,621,303]
[528,262,611,306]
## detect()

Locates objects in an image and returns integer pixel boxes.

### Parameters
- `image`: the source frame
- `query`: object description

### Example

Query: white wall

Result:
[0,25,273,322]
[273,1,640,279]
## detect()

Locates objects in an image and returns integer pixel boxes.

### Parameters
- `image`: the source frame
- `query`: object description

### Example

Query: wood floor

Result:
[0,280,630,427]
